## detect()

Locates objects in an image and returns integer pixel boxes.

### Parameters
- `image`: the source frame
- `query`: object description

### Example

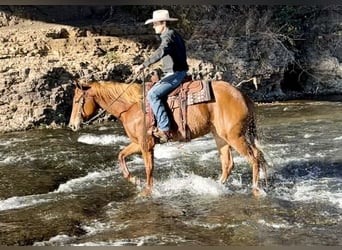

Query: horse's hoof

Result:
[219,175,228,184]
[138,188,152,197]
[252,187,266,197]
[128,176,140,186]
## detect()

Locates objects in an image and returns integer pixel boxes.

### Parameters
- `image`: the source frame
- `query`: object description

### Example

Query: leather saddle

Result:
[145,73,212,141]
[168,75,201,96]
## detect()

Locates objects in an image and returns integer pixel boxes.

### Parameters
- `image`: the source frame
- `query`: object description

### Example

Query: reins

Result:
[81,73,142,126]
[141,72,148,151]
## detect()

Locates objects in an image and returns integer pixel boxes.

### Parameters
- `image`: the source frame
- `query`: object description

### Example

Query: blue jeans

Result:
[147,71,187,131]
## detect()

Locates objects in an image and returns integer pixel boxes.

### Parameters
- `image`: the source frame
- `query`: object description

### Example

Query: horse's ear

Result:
[73,80,82,89]
[74,80,91,90]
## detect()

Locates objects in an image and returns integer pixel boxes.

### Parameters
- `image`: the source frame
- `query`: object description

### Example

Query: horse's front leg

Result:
[118,142,141,184]
[139,148,154,196]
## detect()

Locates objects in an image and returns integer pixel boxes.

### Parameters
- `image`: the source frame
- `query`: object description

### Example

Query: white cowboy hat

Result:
[144,9,178,25]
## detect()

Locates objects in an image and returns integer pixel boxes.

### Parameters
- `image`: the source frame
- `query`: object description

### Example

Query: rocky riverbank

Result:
[0,6,341,133]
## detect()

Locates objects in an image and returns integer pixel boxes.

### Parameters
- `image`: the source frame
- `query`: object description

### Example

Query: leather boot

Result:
[152,128,172,143]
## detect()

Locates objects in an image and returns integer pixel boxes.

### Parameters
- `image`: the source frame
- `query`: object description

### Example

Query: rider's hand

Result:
[135,64,145,74]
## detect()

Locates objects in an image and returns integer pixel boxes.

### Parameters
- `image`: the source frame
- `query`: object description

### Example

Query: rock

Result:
[0,6,341,133]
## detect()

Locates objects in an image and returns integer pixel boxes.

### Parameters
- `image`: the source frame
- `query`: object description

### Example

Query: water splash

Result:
[152,172,231,198]
[291,178,342,209]
[0,170,117,211]
[0,194,54,211]
[77,134,129,145]
[54,170,115,193]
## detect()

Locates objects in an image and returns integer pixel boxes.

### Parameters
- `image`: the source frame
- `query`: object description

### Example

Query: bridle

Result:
[73,86,105,126]
[74,72,144,126]
[74,88,87,125]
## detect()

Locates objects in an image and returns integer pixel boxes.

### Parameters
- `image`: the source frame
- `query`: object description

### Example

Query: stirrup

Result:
[152,128,172,143]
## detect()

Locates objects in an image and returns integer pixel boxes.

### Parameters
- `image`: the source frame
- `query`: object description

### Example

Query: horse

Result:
[68,78,268,197]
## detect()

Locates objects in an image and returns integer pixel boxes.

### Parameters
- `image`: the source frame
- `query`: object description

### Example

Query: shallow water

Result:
[0,100,341,246]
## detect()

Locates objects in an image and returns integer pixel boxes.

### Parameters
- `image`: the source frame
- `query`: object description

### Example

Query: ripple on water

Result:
[1,100,342,246]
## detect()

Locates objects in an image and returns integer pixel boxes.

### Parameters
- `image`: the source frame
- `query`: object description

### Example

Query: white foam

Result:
[152,136,217,159]
[258,219,293,229]
[0,156,18,164]
[333,135,342,140]
[72,236,155,246]
[0,138,27,146]
[0,194,53,211]
[275,177,342,209]
[303,133,313,139]
[129,155,144,165]
[183,220,224,229]
[271,156,309,166]
[230,174,243,187]
[291,178,342,208]
[0,170,117,211]
[0,140,12,146]
[152,172,230,197]
[0,152,39,165]
[72,234,186,246]
[180,136,216,151]
[54,170,114,193]
[34,234,76,246]
[199,150,218,161]
[81,220,114,236]
[77,134,129,146]
[154,143,186,159]
[0,169,118,212]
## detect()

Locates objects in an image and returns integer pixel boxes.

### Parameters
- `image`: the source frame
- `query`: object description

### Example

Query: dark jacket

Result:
[143,28,189,74]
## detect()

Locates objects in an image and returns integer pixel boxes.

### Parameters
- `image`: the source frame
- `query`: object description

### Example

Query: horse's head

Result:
[68,81,98,131]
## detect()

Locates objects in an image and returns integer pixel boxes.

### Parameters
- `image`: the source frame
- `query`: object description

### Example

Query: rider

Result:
[135,9,189,143]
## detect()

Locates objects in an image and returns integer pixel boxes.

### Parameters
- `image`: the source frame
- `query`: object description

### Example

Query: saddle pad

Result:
[187,80,212,105]
[168,80,212,107]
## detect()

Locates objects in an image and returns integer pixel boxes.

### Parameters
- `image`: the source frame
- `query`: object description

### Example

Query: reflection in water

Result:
[0,100,341,246]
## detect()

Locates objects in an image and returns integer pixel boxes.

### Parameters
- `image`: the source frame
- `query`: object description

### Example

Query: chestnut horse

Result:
[68,79,268,196]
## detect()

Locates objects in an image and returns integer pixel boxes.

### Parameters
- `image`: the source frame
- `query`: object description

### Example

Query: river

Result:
[0,100,341,246]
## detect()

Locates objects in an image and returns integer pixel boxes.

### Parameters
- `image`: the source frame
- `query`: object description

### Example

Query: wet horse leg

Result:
[218,144,234,184]
[228,132,262,196]
[118,142,141,184]
[140,148,154,196]
[213,132,234,183]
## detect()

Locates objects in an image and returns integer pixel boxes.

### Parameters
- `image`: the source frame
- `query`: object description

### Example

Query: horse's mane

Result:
[91,81,142,104]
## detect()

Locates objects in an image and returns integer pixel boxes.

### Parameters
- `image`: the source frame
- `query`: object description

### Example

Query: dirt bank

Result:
[0,6,341,132]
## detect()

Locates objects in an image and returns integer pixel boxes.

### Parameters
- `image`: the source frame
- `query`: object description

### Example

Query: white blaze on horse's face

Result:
[68,87,84,131]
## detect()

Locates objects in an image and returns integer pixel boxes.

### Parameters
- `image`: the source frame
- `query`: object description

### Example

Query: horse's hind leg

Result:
[213,132,234,184]
[228,134,262,196]
[219,145,234,184]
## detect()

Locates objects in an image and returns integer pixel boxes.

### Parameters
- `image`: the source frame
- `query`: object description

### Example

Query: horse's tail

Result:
[247,113,269,185]
[247,113,258,145]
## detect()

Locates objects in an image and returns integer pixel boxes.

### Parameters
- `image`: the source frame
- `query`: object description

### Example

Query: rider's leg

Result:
[147,71,187,131]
